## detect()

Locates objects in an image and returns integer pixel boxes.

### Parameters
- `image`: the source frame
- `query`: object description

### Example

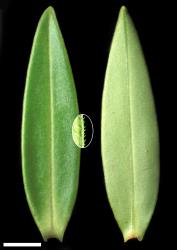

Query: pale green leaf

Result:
[72,114,86,148]
[21,6,80,241]
[101,6,159,241]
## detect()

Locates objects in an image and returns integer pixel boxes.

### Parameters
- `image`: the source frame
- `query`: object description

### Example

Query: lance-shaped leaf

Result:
[101,6,159,241]
[21,6,80,241]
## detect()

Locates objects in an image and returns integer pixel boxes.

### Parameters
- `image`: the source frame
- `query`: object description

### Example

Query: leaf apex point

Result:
[120,5,128,13]
[46,6,54,11]
[43,6,55,17]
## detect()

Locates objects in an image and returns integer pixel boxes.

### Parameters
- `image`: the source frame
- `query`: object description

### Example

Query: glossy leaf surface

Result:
[101,6,159,241]
[22,7,80,241]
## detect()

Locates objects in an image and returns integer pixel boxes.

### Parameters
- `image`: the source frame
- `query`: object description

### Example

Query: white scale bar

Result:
[3,243,41,247]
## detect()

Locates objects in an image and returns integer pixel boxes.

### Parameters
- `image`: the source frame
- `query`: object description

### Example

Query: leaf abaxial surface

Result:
[101,6,159,241]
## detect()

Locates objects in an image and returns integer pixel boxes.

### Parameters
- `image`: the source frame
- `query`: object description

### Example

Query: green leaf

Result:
[21,6,80,241]
[72,114,86,148]
[101,6,159,241]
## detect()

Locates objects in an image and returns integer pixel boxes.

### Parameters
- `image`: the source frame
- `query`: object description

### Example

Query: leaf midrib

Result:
[123,12,136,231]
[48,15,55,233]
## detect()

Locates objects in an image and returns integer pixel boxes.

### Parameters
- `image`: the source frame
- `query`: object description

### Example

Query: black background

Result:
[0,0,175,249]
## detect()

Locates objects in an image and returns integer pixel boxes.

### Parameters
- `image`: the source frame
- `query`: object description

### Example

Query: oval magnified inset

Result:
[72,114,94,148]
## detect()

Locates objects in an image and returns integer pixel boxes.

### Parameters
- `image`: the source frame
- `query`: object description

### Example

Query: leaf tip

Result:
[44,6,55,14]
[120,5,128,15]
[41,6,56,21]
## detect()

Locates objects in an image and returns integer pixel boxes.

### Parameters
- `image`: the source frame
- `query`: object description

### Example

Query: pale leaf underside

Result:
[101,6,159,241]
